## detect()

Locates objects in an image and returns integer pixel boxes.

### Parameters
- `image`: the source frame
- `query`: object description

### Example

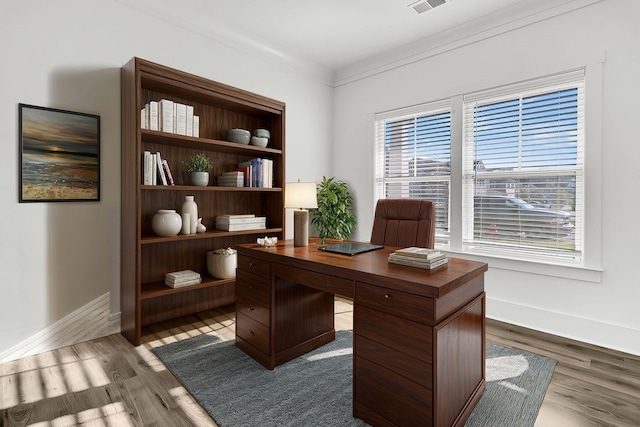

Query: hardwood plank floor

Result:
[2,297,639,426]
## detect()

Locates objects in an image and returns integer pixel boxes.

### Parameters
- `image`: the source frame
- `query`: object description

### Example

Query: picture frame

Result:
[19,103,100,202]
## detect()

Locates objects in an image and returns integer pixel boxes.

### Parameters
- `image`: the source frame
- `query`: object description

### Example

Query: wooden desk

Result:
[235,239,488,427]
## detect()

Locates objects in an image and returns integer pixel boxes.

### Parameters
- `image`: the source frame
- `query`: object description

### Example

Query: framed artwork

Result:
[19,104,100,202]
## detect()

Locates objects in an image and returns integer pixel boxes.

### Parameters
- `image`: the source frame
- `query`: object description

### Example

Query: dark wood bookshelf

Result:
[121,57,286,345]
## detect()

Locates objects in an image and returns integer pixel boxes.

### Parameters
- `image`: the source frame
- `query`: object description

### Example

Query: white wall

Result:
[333,0,640,355]
[0,0,333,355]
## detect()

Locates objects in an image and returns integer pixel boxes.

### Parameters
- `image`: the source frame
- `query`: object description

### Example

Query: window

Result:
[462,70,584,262]
[374,69,586,264]
[374,101,451,245]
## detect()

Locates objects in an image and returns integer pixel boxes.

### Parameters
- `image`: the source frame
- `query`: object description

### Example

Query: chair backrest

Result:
[370,199,436,248]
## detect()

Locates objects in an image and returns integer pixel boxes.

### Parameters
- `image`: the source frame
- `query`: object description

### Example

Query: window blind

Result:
[374,101,451,244]
[462,70,585,260]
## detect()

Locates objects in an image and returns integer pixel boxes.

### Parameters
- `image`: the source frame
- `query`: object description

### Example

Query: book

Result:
[394,247,442,260]
[162,159,175,185]
[143,151,153,185]
[216,216,266,225]
[186,105,194,136]
[215,223,267,231]
[166,269,201,282]
[175,102,187,135]
[165,277,202,288]
[388,252,447,265]
[193,115,200,137]
[388,255,448,270]
[159,99,174,133]
[216,214,256,219]
[141,106,147,129]
[149,100,159,131]
[156,152,168,185]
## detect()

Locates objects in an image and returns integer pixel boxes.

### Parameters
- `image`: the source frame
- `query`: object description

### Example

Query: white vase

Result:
[151,210,182,236]
[181,195,198,234]
[207,251,237,279]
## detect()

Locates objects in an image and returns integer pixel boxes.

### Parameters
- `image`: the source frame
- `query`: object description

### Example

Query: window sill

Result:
[441,248,603,283]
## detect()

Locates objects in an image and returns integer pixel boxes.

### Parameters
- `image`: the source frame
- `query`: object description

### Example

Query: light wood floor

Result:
[1,297,639,426]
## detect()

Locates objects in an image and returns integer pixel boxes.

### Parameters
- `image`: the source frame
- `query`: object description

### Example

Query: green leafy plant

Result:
[184,153,213,172]
[310,176,357,242]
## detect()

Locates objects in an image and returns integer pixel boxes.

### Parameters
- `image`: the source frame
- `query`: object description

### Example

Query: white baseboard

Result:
[0,292,121,363]
[487,297,640,356]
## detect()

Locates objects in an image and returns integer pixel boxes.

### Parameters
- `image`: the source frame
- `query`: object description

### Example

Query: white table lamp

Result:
[285,180,317,247]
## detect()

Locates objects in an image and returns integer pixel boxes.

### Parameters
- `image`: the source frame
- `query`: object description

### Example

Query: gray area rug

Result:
[153,330,556,427]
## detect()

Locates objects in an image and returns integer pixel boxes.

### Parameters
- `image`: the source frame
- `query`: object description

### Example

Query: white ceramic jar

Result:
[207,248,238,279]
[151,210,182,236]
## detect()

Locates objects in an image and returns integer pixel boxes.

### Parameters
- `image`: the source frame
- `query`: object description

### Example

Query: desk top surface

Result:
[237,239,488,299]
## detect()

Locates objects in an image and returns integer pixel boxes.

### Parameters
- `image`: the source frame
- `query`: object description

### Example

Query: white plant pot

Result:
[207,251,237,279]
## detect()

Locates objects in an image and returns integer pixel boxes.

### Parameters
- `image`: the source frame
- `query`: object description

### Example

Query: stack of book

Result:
[388,247,448,270]
[217,171,244,187]
[165,269,202,288]
[237,158,274,188]
[215,214,267,231]
[140,99,200,137]
[143,150,175,185]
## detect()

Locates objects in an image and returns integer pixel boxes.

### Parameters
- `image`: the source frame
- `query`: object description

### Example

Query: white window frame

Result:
[373,64,603,280]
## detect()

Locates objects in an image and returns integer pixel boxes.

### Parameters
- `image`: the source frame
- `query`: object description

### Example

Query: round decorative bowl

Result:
[254,128,270,139]
[250,136,268,147]
[257,236,278,247]
[227,128,251,144]
[207,248,238,279]
[151,209,182,236]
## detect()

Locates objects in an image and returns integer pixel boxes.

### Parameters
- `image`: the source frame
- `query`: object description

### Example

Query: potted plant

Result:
[184,153,213,186]
[310,176,357,243]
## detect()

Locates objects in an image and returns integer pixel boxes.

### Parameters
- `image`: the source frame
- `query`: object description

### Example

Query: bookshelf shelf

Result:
[121,57,286,345]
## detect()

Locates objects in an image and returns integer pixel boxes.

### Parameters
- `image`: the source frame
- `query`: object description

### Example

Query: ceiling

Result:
[121,0,583,78]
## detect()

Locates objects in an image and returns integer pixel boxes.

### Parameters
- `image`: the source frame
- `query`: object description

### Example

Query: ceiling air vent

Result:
[409,0,448,14]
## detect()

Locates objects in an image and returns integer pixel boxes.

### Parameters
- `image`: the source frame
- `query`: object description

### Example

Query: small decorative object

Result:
[226,128,251,144]
[257,236,278,247]
[310,176,356,243]
[181,195,198,234]
[250,136,269,148]
[253,128,270,139]
[284,179,318,247]
[19,104,100,202]
[151,209,182,236]
[207,247,238,279]
[184,153,213,186]
[196,218,206,233]
[181,212,191,235]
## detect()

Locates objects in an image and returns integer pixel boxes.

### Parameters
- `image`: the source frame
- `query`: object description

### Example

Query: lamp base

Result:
[293,209,309,247]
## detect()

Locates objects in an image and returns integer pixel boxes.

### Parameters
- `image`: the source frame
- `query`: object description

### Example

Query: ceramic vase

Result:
[181,195,198,234]
[151,210,182,236]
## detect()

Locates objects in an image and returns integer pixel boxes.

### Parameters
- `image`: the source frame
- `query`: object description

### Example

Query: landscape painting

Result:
[19,104,100,202]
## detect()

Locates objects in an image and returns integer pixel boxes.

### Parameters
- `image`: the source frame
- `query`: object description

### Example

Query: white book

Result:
[388,256,448,270]
[193,115,200,137]
[388,253,447,265]
[149,101,159,131]
[141,106,147,129]
[151,154,157,185]
[159,99,174,133]
[216,214,256,219]
[143,151,153,185]
[165,277,202,288]
[166,269,201,280]
[215,216,266,224]
[394,247,442,260]
[186,105,194,136]
[216,223,267,231]
[156,152,168,186]
[175,102,187,135]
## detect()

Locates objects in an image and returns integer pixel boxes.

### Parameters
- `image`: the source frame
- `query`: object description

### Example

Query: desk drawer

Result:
[237,254,271,278]
[355,304,433,364]
[236,298,270,327]
[236,312,270,355]
[356,281,435,325]
[236,269,270,306]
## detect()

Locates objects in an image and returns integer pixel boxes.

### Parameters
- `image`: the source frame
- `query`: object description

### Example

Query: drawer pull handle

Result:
[249,262,254,267]
[249,307,255,311]
[384,294,390,299]
[250,331,255,336]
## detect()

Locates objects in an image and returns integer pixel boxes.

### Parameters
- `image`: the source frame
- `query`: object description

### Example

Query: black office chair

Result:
[370,199,436,248]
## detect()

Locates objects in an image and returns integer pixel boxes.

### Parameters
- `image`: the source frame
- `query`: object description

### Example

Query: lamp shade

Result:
[284,182,317,209]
